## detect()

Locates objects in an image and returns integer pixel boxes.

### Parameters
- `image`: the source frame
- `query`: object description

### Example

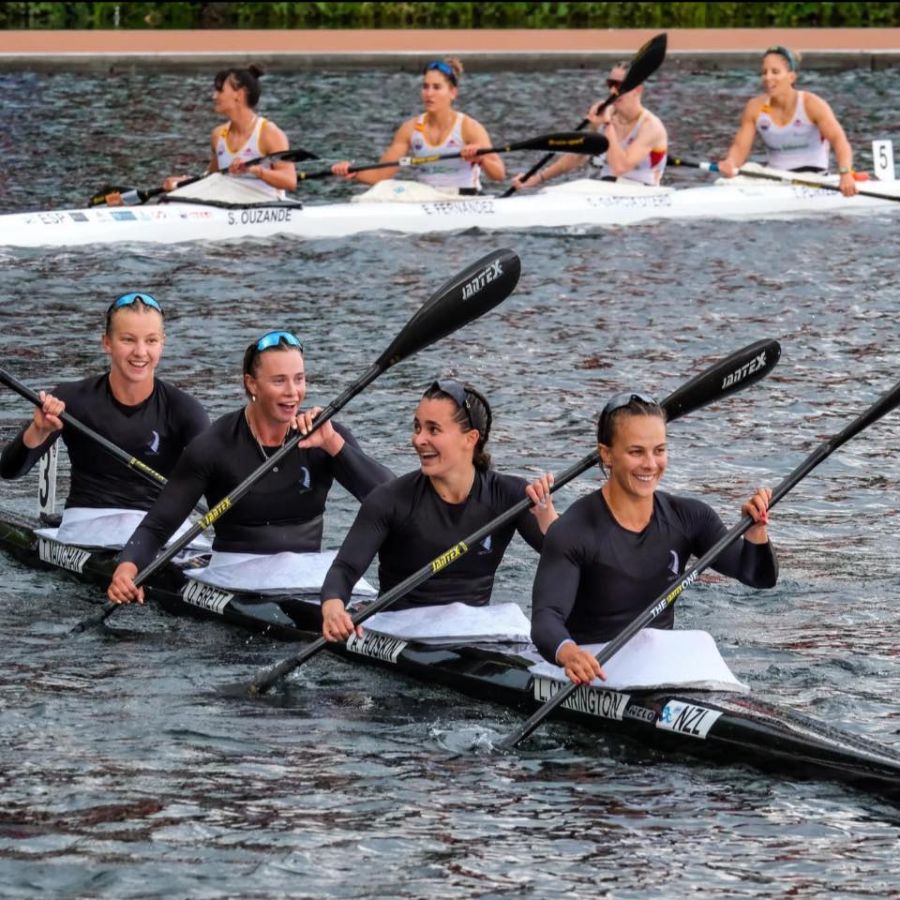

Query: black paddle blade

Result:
[621,32,667,92]
[663,339,781,423]
[276,146,320,164]
[508,132,608,156]
[375,249,521,369]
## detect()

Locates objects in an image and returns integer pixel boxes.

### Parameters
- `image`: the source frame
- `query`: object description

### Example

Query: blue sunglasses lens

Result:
[111,292,162,313]
[425,61,455,80]
[255,331,303,352]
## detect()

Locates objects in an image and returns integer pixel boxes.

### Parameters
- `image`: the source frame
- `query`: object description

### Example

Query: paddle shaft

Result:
[0,368,208,515]
[245,337,781,695]
[500,32,667,198]
[298,133,606,182]
[668,157,900,203]
[499,377,900,750]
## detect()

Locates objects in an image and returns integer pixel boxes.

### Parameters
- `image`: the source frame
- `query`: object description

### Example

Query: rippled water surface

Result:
[1,65,900,897]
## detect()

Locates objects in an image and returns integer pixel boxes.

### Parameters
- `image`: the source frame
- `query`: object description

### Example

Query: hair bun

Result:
[248,63,265,79]
[446,57,464,80]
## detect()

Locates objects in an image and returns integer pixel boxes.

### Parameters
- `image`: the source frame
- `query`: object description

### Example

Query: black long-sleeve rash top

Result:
[321,468,545,610]
[118,408,394,571]
[531,489,779,664]
[0,374,210,510]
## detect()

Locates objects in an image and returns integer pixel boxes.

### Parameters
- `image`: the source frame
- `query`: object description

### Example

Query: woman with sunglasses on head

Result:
[320,380,557,643]
[717,46,858,197]
[330,58,505,193]
[1,293,209,512]
[163,64,297,199]
[106,331,393,604]
[530,393,778,686]
[512,62,667,191]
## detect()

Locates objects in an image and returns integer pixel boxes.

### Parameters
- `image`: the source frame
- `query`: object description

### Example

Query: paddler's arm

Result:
[235,119,297,192]
[718,97,760,177]
[512,150,586,191]
[699,488,779,589]
[320,486,394,641]
[0,390,65,479]
[805,92,858,197]
[460,116,505,181]
[331,121,415,185]
[107,443,210,604]
[596,110,668,179]
[530,518,606,683]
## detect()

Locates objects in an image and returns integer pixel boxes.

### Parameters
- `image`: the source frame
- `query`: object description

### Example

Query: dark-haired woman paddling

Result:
[331,58,504,192]
[320,380,556,642]
[531,393,778,686]
[107,331,392,604]
[718,46,857,197]
[164,64,297,198]
[0,292,209,512]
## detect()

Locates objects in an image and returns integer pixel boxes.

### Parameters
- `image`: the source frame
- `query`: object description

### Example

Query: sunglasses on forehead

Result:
[254,331,303,353]
[602,391,657,417]
[424,60,458,84]
[108,292,163,314]
[597,391,659,443]
[428,378,474,429]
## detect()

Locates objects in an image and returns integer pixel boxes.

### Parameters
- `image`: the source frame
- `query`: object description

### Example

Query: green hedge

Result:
[3,1,899,29]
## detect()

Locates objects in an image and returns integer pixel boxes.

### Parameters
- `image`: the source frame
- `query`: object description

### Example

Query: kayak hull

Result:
[2,178,898,248]
[2,508,899,796]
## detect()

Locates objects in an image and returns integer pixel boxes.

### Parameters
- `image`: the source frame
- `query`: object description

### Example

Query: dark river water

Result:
[1,64,899,897]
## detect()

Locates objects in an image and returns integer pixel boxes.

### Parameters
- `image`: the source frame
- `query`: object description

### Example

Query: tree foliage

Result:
[1,1,899,29]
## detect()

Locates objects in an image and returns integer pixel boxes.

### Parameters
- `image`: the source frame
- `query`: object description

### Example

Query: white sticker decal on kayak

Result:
[422,199,495,217]
[181,580,233,615]
[346,631,407,664]
[656,700,722,740]
[533,676,629,721]
[37,538,91,574]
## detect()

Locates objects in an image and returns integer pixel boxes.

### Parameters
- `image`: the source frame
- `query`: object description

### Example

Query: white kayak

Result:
[1,170,897,249]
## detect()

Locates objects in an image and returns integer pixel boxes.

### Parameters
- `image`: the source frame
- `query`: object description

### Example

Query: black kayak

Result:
[3,508,900,797]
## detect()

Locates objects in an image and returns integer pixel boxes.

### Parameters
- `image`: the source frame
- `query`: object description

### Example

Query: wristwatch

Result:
[838,166,852,175]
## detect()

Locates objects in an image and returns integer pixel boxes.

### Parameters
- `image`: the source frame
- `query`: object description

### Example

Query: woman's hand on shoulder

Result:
[322,597,362,642]
[557,641,606,685]
[742,486,772,544]
[107,562,144,605]
[24,390,65,448]
[294,408,345,456]
[526,472,558,533]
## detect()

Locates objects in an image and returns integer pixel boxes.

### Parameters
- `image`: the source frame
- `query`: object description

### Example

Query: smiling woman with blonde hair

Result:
[0,292,209,511]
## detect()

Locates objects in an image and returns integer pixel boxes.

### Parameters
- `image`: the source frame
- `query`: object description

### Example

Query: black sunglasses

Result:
[428,379,474,429]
